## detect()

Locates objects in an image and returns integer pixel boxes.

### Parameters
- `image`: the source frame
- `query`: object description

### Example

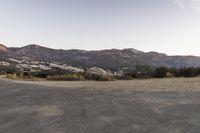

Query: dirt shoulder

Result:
[1,77,200,91]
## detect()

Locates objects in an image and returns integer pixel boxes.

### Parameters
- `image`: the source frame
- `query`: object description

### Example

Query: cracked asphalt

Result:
[1,79,200,133]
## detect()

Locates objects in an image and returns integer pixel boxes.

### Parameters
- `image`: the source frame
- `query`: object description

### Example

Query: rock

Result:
[0,44,8,53]
[85,67,113,81]
[86,67,107,76]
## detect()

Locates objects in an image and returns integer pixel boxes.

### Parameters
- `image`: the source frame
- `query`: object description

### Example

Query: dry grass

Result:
[4,77,200,91]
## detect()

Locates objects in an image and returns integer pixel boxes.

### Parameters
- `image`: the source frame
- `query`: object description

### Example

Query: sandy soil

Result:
[3,77,200,91]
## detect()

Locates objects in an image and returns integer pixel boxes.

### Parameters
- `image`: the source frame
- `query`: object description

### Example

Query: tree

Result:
[154,67,168,78]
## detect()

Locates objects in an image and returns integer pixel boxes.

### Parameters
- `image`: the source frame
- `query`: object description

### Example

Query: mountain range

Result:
[0,44,200,70]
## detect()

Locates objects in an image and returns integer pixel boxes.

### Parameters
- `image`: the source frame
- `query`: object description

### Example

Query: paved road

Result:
[0,79,200,133]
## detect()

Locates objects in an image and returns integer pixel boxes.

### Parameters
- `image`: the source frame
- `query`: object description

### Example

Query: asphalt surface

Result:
[1,79,200,133]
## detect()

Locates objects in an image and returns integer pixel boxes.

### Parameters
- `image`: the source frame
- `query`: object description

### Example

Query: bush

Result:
[47,73,85,81]
[85,73,113,81]
[0,66,19,75]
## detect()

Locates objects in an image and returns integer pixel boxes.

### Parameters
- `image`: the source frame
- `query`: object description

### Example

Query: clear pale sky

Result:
[0,0,200,56]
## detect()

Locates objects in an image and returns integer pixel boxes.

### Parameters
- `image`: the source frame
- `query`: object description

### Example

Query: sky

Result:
[0,0,200,56]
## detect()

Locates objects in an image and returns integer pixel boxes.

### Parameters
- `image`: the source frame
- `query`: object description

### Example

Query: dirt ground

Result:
[7,77,200,91]
[1,77,200,133]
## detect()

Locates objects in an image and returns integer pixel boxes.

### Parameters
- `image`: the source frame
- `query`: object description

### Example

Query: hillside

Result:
[0,44,199,70]
[0,44,8,53]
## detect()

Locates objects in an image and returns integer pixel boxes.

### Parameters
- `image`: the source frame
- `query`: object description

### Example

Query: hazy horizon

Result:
[1,0,200,56]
